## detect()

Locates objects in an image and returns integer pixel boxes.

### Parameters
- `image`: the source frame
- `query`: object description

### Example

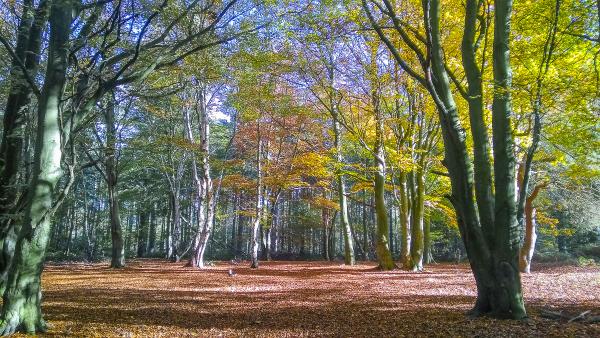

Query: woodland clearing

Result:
[9,260,600,337]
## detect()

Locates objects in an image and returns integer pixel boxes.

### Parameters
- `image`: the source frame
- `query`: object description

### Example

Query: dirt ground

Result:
[13,260,600,337]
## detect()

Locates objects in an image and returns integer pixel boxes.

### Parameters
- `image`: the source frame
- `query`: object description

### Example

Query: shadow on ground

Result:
[22,260,600,337]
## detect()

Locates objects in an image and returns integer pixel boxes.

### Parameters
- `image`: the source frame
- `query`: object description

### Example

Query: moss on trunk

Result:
[0,1,71,333]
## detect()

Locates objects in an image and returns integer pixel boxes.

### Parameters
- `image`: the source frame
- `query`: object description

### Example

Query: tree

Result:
[519,181,548,273]
[0,1,72,331]
[366,39,395,270]
[186,83,215,268]
[364,0,527,318]
[0,0,49,291]
[83,93,128,268]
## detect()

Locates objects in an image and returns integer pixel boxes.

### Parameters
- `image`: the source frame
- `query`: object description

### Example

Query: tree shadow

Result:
[36,260,600,337]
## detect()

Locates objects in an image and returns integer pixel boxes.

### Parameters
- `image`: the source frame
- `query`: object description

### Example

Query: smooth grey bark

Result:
[250,126,263,268]
[422,0,500,316]
[0,0,71,333]
[364,0,527,318]
[408,105,438,270]
[397,172,411,268]
[165,196,173,259]
[363,41,395,270]
[321,194,331,260]
[0,0,48,211]
[374,155,394,270]
[262,190,279,261]
[462,0,495,245]
[362,187,369,260]
[519,182,546,273]
[169,190,182,261]
[333,117,356,265]
[423,211,433,264]
[82,181,96,261]
[0,0,50,291]
[230,193,238,256]
[389,72,413,270]
[187,87,215,268]
[137,210,148,257]
[148,207,157,254]
[409,170,425,271]
[490,0,526,317]
[165,154,185,261]
[264,201,274,261]
[64,206,76,255]
[372,81,395,270]
[105,97,125,268]
[236,211,244,257]
[319,53,355,265]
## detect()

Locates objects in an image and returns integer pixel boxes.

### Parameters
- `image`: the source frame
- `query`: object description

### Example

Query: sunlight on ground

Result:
[6,260,598,337]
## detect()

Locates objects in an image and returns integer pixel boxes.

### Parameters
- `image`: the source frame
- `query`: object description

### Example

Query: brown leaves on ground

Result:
[12,260,600,337]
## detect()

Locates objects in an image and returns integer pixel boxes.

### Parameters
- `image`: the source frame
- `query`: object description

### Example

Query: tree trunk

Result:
[82,182,95,261]
[519,183,546,273]
[489,0,526,318]
[373,141,394,268]
[362,188,369,260]
[322,195,330,260]
[398,172,411,269]
[265,224,272,260]
[364,0,527,318]
[106,96,125,268]
[461,0,495,248]
[299,225,306,257]
[0,0,48,215]
[125,210,134,256]
[424,211,433,264]
[236,214,244,258]
[65,206,76,255]
[250,133,263,268]
[137,210,148,257]
[166,198,173,259]
[370,43,395,270]
[389,205,395,255]
[185,88,214,268]
[519,207,536,274]
[170,191,182,262]
[148,207,157,255]
[263,197,276,261]
[333,115,355,265]
[374,160,394,270]
[0,1,71,333]
[0,0,49,293]
[409,170,425,271]
[230,193,239,257]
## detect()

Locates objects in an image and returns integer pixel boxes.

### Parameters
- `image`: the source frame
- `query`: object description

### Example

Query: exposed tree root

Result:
[540,308,600,324]
[0,314,48,336]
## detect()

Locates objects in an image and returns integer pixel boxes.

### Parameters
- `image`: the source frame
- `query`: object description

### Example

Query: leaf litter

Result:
[6,260,599,337]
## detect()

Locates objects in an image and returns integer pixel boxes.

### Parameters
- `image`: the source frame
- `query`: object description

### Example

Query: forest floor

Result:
[12,260,600,337]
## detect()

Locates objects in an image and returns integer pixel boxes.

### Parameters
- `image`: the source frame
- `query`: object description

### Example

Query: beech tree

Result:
[0,0,49,291]
[185,83,216,268]
[364,0,528,318]
[83,93,129,268]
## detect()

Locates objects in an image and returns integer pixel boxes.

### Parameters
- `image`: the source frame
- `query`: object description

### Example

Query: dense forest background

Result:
[0,0,598,334]
[7,0,593,268]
